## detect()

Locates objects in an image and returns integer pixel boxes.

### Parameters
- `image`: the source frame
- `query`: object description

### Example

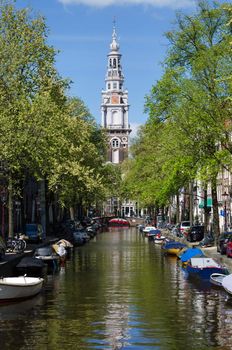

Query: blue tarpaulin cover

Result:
[180,247,205,262]
[162,241,187,249]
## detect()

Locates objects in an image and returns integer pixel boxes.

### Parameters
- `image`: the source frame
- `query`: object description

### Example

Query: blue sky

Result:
[16,0,222,136]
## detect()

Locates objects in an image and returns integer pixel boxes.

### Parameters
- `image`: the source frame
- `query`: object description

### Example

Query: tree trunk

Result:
[8,176,13,238]
[204,187,209,237]
[189,182,193,227]
[211,177,220,243]
[39,179,46,237]
[175,194,180,223]
[70,207,75,221]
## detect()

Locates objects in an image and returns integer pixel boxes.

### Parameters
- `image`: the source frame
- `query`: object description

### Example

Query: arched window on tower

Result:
[112,138,120,148]
[113,58,116,68]
[109,59,112,67]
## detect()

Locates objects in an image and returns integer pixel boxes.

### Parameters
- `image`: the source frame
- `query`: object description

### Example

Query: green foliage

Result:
[0,1,110,209]
[123,1,232,210]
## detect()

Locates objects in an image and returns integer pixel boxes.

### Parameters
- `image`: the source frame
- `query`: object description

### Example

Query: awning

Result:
[199,198,212,208]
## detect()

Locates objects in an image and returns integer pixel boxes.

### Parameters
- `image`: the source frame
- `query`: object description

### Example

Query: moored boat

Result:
[186,257,229,280]
[56,239,73,259]
[34,246,60,273]
[108,218,130,227]
[16,256,47,278]
[142,226,157,235]
[179,247,205,265]
[154,233,166,244]
[222,274,232,296]
[0,276,44,301]
[210,273,228,287]
[162,241,187,256]
[145,229,162,241]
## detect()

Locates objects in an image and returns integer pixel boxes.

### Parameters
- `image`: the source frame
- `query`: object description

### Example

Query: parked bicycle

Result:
[6,237,27,253]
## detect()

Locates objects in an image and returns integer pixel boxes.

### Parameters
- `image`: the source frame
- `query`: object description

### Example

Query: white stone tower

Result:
[101,26,131,164]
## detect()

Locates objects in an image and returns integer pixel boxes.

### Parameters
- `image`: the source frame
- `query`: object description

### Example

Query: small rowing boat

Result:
[210,273,228,287]
[0,276,44,301]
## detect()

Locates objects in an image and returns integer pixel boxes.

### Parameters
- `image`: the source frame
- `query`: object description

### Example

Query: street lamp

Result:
[222,191,229,232]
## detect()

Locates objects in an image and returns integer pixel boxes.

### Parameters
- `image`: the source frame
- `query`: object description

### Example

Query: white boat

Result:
[154,235,166,244]
[0,276,44,301]
[142,226,157,234]
[222,274,232,296]
[210,273,227,287]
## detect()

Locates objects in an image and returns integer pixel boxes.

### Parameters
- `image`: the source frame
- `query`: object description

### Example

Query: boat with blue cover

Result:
[162,241,187,256]
[179,247,205,265]
[186,257,229,280]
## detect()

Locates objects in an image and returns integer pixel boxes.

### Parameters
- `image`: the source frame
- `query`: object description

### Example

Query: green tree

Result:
[46,96,108,219]
[0,1,109,233]
[125,1,232,237]
[0,1,69,235]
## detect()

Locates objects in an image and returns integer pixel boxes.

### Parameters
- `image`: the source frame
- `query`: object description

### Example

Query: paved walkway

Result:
[201,246,232,271]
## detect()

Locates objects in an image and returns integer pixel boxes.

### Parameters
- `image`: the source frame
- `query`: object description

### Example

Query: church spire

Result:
[101,26,131,164]
[110,21,119,52]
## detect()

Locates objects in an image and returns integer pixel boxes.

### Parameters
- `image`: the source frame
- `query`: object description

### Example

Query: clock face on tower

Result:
[111,94,119,104]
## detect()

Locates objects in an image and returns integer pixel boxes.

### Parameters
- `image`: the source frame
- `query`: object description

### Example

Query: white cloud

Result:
[58,0,194,9]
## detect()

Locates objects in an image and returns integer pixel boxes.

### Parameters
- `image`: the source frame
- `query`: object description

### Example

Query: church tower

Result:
[101,26,131,164]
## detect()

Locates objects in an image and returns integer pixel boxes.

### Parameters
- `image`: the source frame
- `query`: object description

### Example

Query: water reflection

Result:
[0,229,232,349]
[0,293,44,320]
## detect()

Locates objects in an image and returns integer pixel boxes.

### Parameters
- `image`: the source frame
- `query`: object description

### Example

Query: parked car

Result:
[187,225,204,242]
[217,231,232,255]
[180,221,191,237]
[226,236,232,257]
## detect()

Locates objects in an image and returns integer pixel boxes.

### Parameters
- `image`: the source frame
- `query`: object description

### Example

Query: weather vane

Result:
[113,16,116,29]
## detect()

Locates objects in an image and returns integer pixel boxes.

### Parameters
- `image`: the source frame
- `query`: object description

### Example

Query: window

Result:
[113,82,117,89]
[108,83,111,90]
[112,138,120,148]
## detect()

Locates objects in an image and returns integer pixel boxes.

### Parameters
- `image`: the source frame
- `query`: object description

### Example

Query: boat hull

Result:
[163,247,185,256]
[187,266,228,280]
[222,274,232,296]
[186,257,228,280]
[210,273,227,287]
[108,219,130,227]
[0,277,43,301]
[154,237,165,244]
[35,256,60,274]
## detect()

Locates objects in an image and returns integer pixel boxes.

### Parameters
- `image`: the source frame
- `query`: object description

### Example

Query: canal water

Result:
[0,227,232,350]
